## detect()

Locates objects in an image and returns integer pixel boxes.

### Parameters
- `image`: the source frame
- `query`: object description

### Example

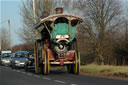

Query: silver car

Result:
[0,53,12,66]
[11,51,28,69]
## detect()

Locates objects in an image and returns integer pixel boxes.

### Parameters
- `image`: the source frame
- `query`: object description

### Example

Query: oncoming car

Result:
[10,51,28,69]
[0,53,12,66]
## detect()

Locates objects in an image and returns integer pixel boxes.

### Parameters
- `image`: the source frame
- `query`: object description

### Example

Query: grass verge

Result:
[80,64,128,79]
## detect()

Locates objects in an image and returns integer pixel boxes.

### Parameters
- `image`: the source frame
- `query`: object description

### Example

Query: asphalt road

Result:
[0,66,128,85]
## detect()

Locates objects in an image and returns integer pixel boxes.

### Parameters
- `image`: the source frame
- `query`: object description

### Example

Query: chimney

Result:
[55,7,63,14]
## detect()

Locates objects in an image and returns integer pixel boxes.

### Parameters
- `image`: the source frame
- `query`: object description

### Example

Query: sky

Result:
[0,0,25,46]
[0,0,127,46]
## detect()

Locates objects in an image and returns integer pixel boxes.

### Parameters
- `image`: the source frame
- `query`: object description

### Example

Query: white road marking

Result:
[71,84,77,85]
[7,68,11,70]
[54,80,66,84]
[33,75,40,78]
[5,67,9,69]
[43,77,51,80]
[9,69,13,71]
[16,70,21,72]
[27,73,33,76]
[21,71,26,74]
[13,69,16,71]
[0,67,78,85]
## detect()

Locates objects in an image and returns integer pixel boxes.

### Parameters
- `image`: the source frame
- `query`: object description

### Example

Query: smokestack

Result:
[55,7,63,14]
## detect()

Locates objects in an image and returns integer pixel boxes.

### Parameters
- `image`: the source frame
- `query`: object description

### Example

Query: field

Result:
[80,64,128,79]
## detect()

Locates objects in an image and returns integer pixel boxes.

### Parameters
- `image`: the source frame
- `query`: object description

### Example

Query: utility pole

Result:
[33,0,36,23]
[33,0,38,38]
[8,19,12,50]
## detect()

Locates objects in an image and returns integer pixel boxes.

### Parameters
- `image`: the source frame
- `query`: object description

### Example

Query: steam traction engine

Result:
[33,8,83,75]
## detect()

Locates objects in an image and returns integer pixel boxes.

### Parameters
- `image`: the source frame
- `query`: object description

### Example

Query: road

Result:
[0,66,128,85]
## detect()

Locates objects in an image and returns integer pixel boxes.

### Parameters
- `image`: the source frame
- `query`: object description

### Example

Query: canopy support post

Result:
[68,20,71,38]
[43,23,51,37]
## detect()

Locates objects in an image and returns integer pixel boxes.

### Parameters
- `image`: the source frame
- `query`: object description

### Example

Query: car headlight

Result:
[5,60,10,62]
[15,60,20,63]
[2,60,6,62]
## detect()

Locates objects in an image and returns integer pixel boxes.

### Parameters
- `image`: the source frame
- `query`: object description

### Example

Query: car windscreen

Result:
[2,53,12,58]
[28,52,34,58]
[15,53,28,58]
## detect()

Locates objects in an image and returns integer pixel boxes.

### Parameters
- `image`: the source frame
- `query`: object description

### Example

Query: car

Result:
[24,51,35,71]
[0,53,12,66]
[10,51,29,69]
[0,50,12,66]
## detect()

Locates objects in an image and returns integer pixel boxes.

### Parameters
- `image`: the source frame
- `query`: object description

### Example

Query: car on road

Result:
[10,51,29,69]
[0,53,12,66]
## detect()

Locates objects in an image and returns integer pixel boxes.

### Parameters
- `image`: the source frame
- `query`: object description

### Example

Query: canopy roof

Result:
[34,14,84,29]
[40,14,83,23]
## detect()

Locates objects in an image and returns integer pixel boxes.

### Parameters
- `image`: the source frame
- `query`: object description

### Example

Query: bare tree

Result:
[114,3,128,65]
[79,0,122,65]
[19,0,57,42]
[19,0,74,42]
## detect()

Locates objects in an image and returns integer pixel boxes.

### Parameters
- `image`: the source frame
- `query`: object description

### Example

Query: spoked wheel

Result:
[43,51,50,75]
[73,51,80,75]
[67,51,80,74]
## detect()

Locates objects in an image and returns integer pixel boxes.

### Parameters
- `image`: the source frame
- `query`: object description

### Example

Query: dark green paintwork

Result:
[51,23,76,43]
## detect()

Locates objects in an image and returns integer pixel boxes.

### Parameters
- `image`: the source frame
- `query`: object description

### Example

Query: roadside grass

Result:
[80,64,128,78]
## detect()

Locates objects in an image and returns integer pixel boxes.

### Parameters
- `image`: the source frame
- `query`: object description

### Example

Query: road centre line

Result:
[16,70,21,72]
[7,68,11,70]
[33,75,40,78]
[21,71,26,74]
[43,77,51,80]
[13,69,16,71]
[70,84,77,85]
[27,73,33,75]
[54,80,66,84]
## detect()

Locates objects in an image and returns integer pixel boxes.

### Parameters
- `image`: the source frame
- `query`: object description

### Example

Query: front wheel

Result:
[73,51,80,75]
[43,51,50,75]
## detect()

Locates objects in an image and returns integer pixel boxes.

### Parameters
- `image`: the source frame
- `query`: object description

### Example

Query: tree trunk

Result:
[99,55,104,65]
